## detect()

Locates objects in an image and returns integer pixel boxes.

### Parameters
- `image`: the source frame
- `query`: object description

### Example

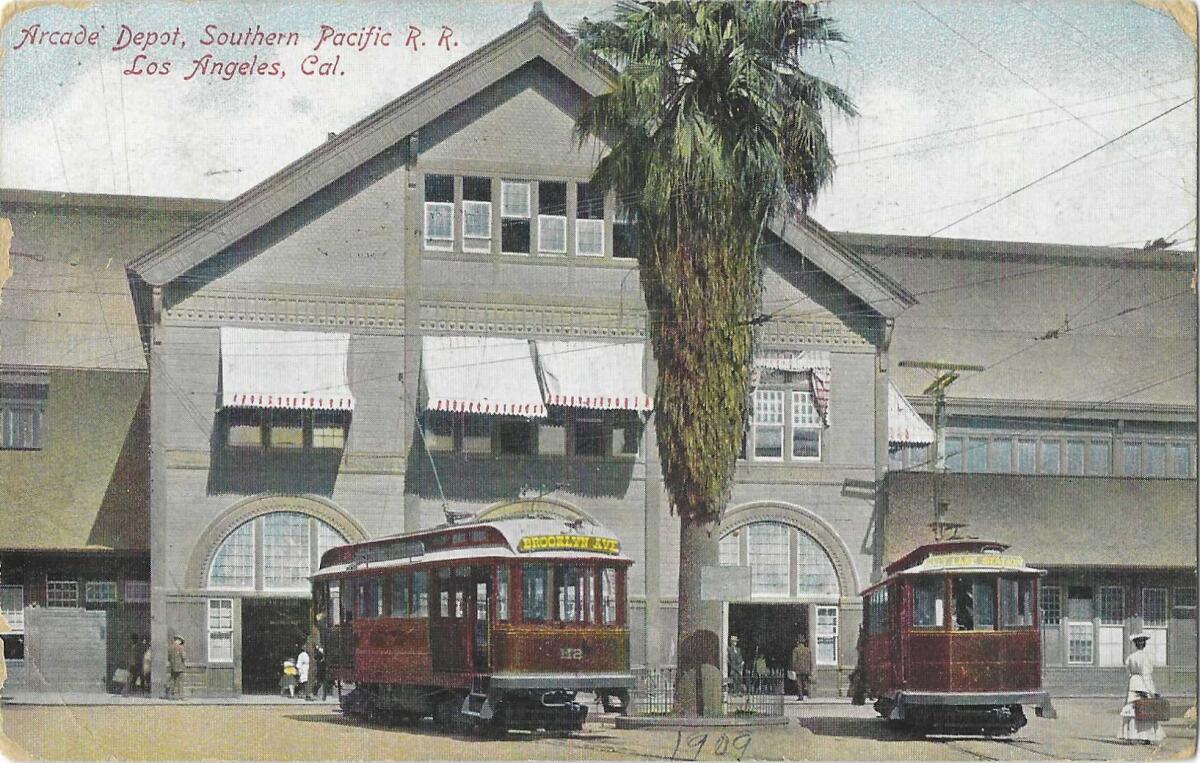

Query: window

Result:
[1066,440,1085,476]
[538,181,567,254]
[1171,443,1192,478]
[601,567,618,624]
[576,183,604,256]
[796,531,839,596]
[390,574,410,617]
[462,176,492,253]
[613,412,642,456]
[966,437,987,472]
[1087,441,1111,476]
[263,513,310,590]
[226,408,263,447]
[1143,587,1168,627]
[752,390,784,460]
[1123,442,1141,476]
[522,565,548,622]
[1175,587,1197,609]
[0,585,24,633]
[1145,444,1167,477]
[998,578,1033,627]
[1098,586,1125,667]
[497,566,509,622]
[613,204,637,260]
[501,180,531,254]
[355,578,382,619]
[944,437,964,471]
[0,378,48,450]
[574,415,610,457]
[749,523,789,596]
[412,571,429,617]
[496,418,535,455]
[791,390,821,459]
[989,438,1012,473]
[437,570,451,618]
[867,588,890,635]
[85,581,118,604]
[46,580,78,608]
[208,599,234,662]
[952,577,995,630]
[1068,623,1094,665]
[1017,439,1036,473]
[1040,585,1062,625]
[424,174,454,250]
[1040,440,1061,474]
[225,409,348,450]
[463,415,492,454]
[719,533,740,566]
[815,606,837,665]
[340,578,354,623]
[422,411,456,452]
[267,409,304,448]
[913,577,944,627]
[328,581,341,625]
[555,566,594,623]
[311,411,347,449]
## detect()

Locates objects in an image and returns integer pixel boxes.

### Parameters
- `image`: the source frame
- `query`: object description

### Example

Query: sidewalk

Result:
[1,690,341,706]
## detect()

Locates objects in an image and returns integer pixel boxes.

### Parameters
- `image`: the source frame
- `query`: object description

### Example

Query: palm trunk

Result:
[674,513,723,716]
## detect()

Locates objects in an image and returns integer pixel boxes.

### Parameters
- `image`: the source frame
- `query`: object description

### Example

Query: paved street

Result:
[0,698,1195,760]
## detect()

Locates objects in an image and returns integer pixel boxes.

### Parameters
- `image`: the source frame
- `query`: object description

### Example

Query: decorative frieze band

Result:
[163,290,871,346]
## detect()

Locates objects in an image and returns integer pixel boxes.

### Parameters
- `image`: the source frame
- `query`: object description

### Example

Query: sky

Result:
[0,0,1194,248]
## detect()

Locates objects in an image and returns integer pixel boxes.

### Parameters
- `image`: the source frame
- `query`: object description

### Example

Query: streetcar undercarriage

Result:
[341,682,590,734]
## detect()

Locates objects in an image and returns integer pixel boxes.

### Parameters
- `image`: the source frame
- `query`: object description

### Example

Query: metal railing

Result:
[628,667,785,717]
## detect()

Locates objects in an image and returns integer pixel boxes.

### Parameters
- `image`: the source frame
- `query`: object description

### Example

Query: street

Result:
[0,698,1194,761]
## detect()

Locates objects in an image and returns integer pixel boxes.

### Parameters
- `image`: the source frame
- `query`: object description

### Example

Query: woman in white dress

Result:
[1119,634,1165,744]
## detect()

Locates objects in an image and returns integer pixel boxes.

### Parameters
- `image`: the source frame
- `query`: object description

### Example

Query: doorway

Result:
[241,598,310,693]
[728,603,807,674]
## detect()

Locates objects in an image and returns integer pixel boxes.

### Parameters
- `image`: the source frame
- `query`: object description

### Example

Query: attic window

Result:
[424,174,454,251]
[1,373,48,450]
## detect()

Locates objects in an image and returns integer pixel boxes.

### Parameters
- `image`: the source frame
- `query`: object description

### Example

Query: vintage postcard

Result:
[0,0,1195,760]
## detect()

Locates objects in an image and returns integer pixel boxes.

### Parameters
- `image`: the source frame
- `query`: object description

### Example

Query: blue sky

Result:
[0,0,1194,247]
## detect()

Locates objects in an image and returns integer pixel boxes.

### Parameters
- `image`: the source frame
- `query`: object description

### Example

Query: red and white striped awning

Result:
[888,381,934,445]
[422,336,546,417]
[754,350,831,425]
[533,340,653,411]
[220,327,354,410]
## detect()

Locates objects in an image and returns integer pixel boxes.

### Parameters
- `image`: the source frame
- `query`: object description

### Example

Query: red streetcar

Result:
[858,540,1056,735]
[311,502,633,733]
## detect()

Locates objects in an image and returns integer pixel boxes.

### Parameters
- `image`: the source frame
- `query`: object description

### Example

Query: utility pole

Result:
[898,360,984,541]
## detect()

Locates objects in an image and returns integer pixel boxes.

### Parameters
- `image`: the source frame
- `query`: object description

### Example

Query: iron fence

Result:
[628,667,785,717]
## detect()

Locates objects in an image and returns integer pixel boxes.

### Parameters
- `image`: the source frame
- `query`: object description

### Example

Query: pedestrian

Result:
[790,637,813,701]
[313,644,328,701]
[122,634,143,696]
[727,635,744,694]
[280,658,298,698]
[166,636,186,700]
[296,645,310,700]
[1118,633,1165,744]
[141,637,152,695]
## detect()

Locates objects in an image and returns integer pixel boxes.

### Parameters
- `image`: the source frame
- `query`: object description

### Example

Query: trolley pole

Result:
[898,360,984,541]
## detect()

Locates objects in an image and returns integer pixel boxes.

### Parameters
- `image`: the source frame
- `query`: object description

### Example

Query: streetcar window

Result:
[455,589,466,618]
[555,566,594,623]
[356,578,382,619]
[328,581,340,626]
[952,577,996,631]
[999,577,1034,627]
[913,577,944,627]
[497,566,510,621]
[601,567,618,624]
[522,564,549,622]
[412,571,429,617]
[438,569,451,618]
[390,573,410,617]
[340,578,354,623]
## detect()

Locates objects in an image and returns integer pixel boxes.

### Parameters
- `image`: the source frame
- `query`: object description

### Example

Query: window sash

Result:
[501,181,531,218]
[748,523,789,596]
[1040,585,1062,625]
[1067,622,1094,665]
[1098,625,1124,667]
[1,406,44,449]
[538,215,567,254]
[0,585,24,633]
[46,580,78,608]
[462,200,492,248]
[424,202,454,249]
[85,581,118,604]
[576,219,604,256]
[1099,586,1124,625]
[815,606,838,665]
[1143,587,1168,627]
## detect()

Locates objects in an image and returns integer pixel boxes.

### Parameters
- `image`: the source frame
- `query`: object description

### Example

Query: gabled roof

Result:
[845,232,1196,411]
[129,6,612,287]
[127,6,915,323]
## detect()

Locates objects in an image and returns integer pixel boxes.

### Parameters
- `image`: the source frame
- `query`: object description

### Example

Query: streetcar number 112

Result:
[560,647,583,660]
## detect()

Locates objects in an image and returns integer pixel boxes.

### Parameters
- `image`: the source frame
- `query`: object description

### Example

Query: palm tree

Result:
[576,1,854,716]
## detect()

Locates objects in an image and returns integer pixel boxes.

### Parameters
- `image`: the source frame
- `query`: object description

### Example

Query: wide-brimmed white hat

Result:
[1130,633,1150,643]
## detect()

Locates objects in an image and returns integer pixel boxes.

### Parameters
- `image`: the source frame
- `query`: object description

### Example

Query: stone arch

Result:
[717,501,861,599]
[186,494,368,590]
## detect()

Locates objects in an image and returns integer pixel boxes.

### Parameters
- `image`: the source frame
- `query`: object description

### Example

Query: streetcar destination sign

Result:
[920,553,1025,570]
[517,534,621,554]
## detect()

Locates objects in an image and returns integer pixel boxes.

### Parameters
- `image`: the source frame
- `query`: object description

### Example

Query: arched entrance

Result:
[717,503,859,697]
[191,496,365,693]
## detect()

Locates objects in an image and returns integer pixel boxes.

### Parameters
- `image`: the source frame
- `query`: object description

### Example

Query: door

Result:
[241,598,310,693]
[471,569,492,673]
[431,567,471,674]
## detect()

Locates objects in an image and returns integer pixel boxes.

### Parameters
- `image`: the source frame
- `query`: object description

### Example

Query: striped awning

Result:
[220,327,354,410]
[533,340,653,411]
[422,336,546,417]
[888,381,934,445]
[754,350,831,425]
